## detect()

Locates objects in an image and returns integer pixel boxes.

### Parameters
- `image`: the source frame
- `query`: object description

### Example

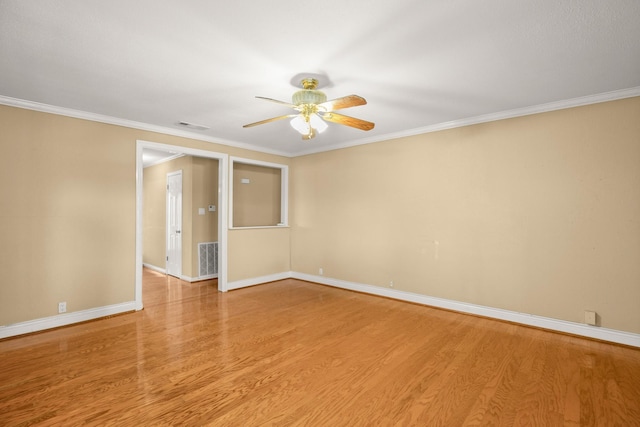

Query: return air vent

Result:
[177,121,210,131]
[198,242,218,278]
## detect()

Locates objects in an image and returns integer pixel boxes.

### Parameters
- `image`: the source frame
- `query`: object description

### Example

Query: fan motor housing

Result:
[292,89,327,106]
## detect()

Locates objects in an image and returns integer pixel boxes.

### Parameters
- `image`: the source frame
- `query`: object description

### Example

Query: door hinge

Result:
[166,256,169,261]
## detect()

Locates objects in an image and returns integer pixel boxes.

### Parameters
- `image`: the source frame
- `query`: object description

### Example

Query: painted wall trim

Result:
[291,272,640,348]
[4,272,637,347]
[294,86,640,156]
[3,87,639,159]
[142,265,216,282]
[0,95,290,157]
[0,302,136,340]
[143,153,185,169]
[143,263,166,274]
[136,140,230,297]
[226,271,293,292]
[229,156,290,228]
[197,274,218,281]
[179,274,218,283]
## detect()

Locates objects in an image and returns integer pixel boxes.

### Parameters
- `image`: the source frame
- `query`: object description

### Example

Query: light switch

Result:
[198,208,205,215]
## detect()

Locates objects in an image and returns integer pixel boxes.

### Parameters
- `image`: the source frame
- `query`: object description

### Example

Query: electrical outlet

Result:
[584,310,597,326]
[58,302,67,314]
[319,267,323,276]
[389,281,394,288]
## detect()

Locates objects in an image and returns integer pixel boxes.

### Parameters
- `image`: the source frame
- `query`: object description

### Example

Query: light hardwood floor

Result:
[1,269,639,426]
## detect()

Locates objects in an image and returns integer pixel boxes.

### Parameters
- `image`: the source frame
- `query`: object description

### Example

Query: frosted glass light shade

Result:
[310,114,328,133]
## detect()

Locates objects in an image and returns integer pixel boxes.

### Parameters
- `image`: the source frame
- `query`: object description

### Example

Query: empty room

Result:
[1,1,639,425]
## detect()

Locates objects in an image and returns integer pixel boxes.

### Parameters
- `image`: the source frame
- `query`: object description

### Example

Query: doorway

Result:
[135,140,229,311]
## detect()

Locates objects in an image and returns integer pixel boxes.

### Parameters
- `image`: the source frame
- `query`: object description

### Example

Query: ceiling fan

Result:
[243,78,375,140]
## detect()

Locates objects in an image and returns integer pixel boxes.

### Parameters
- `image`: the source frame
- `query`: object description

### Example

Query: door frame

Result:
[135,140,229,311]
[165,170,183,278]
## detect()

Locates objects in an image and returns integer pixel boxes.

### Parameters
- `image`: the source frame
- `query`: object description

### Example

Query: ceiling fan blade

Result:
[255,96,297,109]
[317,95,367,112]
[320,112,375,131]
[243,114,297,128]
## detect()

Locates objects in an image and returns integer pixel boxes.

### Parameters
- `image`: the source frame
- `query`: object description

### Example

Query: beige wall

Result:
[143,161,167,269]
[0,104,290,326]
[291,97,640,334]
[0,107,136,324]
[191,157,219,276]
[233,162,282,227]
[3,96,638,337]
[228,228,291,281]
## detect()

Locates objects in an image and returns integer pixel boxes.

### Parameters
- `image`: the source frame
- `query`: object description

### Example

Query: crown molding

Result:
[0,95,291,157]
[294,86,640,156]
[3,86,639,159]
[143,153,185,169]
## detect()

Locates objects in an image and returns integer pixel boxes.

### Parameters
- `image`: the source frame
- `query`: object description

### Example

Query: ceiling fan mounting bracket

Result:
[300,78,319,90]
[289,73,331,89]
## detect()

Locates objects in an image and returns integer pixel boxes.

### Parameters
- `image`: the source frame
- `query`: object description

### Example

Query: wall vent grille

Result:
[198,242,218,278]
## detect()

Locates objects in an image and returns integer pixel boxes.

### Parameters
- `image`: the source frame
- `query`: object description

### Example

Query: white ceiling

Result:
[1,0,639,157]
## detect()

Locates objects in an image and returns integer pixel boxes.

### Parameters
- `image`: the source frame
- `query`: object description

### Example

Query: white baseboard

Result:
[180,274,218,283]
[143,263,165,274]
[291,272,640,348]
[226,271,293,291]
[196,274,218,281]
[6,273,636,347]
[0,301,137,340]
[143,265,217,282]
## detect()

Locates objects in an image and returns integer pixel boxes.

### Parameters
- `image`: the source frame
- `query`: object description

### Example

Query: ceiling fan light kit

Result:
[290,112,328,135]
[243,77,374,140]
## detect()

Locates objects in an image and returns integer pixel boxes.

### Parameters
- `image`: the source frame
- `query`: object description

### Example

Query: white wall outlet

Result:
[389,280,394,287]
[58,302,67,313]
[208,205,216,212]
[584,310,597,326]
[319,267,323,276]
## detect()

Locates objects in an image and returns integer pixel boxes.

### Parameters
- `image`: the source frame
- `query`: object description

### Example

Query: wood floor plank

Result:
[1,269,639,426]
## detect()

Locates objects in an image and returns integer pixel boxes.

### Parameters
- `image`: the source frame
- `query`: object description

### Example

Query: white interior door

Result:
[166,170,182,278]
